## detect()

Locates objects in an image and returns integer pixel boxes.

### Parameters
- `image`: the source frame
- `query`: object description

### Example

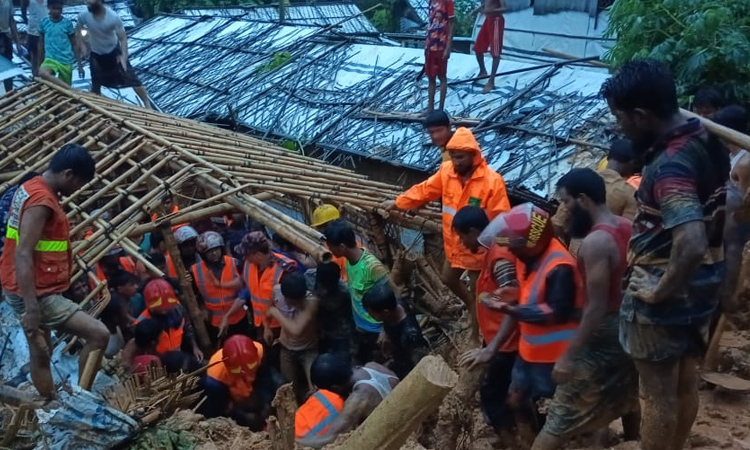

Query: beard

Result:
[566,204,594,239]
[88,3,103,13]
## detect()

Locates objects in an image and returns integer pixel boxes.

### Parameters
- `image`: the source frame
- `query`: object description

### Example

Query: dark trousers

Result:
[1,34,13,93]
[480,351,517,430]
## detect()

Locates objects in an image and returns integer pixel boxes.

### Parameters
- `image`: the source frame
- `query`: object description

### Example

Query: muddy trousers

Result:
[480,351,517,430]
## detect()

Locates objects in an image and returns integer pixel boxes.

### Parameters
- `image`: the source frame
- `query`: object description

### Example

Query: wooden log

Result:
[433,364,486,450]
[158,207,212,351]
[269,383,297,450]
[333,355,457,450]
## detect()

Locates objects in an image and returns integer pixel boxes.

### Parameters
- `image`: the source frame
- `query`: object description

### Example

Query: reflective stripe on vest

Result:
[5,226,68,252]
[243,254,292,327]
[518,245,580,363]
[304,391,342,437]
[193,257,243,326]
[442,205,456,216]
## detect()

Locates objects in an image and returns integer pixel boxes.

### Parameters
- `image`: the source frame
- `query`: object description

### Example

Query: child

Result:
[267,271,319,404]
[362,280,429,379]
[38,0,82,88]
[100,270,139,357]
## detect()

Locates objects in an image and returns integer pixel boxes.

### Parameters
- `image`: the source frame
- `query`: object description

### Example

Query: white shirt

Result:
[77,6,124,55]
[27,0,48,36]
[0,0,12,36]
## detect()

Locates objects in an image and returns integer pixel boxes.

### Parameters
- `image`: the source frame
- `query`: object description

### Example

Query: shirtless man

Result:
[296,353,399,448]
[473,0,505,93]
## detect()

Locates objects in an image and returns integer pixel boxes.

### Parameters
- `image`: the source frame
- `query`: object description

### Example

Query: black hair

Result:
[273,233,297,252]
[693,87,723,110]
[599,59,678,120]
[280,271,307,300]
[247,220,269,238]
[48,144,96,182]
[608,138,637,163]
[315,262,341,290]
[424,110,450,128]
[109,270,138,290]
[452,206,490,234]
[48,0,64,6]
[149,231,165,250]
[713,105,749,134]
[310,353,353,390]
[161,351,202,375]
[323,219,357,248]
[146,252,166,267]
[18,172,40,185]
[556,168,607,204]
[134,319,162,348]
[362,280,398,312]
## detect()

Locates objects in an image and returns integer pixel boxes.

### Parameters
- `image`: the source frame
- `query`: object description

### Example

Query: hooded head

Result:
[446,127,483,176]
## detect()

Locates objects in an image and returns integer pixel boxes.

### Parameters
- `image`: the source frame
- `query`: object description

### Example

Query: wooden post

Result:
[433,363,486,450]
[78,349,103,391]
[333,355,457,450]
[269,383,297,450]
[159,217,212,351]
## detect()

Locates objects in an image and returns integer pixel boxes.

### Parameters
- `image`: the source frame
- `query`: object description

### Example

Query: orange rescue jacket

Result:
[0,176,72,296]
[295,389,345,439]
[135,309,185,354]
[242,252,296,327]
[395,128,511,271]
[206,344,264,403]
[192,256,245,327]
[516,239,582,363]
[476,244,519,352]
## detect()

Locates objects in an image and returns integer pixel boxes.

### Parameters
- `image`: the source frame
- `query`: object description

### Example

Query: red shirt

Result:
[425,0,455,52]
[578,216,632,312]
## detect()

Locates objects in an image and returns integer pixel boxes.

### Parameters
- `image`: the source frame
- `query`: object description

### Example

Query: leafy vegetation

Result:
[453,0,478,37]
[604,0,750,103]
[133,0,253,19]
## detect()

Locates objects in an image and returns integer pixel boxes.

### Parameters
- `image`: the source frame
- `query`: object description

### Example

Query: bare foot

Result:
[477,71,488,78]
[482,81,494,94]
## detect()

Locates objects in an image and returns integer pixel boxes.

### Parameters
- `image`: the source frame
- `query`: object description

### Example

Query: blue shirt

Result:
[40,17,75,64]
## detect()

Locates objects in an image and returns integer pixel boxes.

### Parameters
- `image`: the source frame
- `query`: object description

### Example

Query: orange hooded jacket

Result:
[395,127,511,270]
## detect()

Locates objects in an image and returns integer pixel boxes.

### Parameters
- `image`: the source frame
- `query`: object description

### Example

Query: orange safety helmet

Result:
[143,279,180,313]
[479,202,553,257]
[223,335,261,375]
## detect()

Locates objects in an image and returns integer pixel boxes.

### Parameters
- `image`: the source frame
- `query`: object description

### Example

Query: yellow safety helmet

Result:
[597,157,608,171]
[311,204,341,228]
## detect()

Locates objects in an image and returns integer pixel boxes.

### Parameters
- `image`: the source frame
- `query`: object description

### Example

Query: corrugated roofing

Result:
[180,2,378,35]
[126,13,612,197]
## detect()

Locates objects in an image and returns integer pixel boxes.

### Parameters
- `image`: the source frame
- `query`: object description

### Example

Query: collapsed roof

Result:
[124,6,613,197]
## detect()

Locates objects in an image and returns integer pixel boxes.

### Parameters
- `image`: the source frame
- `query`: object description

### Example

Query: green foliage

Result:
[453,0,477,37]
[604,0,750,103]
[370,7,392,32]
[256,51,292,74]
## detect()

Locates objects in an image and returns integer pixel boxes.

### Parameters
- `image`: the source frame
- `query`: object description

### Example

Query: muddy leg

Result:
[58,311,109,387]
[531,430,563,450]
[634,358,680,450]
[621,410,641,441]
[673,356,700,450]
[441,262,478,342]
[25,329,54,399]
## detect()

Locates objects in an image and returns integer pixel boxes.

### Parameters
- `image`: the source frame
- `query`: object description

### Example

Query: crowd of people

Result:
[1,56,748,450]
[1,0,150,107]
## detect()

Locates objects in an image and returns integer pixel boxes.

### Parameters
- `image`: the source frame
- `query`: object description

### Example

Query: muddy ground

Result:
[127,331,750,450]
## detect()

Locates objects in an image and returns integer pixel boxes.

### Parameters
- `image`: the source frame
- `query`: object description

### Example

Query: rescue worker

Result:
[482,203,582,443]
[0,144,109,398]
[295,389,345,440]
[454,206,518,434]
[381,127,511,342]
[203,335,268,429]
[94,245,138,282]
[166,225,199,278]
[532,169,639,449]
[136,278,204,362]
[235,231,296,343]
[297,353,399,448]
[191,231,248,340]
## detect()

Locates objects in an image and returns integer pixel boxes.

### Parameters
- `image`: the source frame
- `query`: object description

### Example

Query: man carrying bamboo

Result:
[0,144,110,399]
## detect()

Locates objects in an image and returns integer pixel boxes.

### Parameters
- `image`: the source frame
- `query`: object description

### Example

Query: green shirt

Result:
[346,250,388,333]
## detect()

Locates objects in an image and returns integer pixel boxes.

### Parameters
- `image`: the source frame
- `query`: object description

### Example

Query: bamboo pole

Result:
[334,356,458,450]
[78,349,103,391]
[158,205,212,351]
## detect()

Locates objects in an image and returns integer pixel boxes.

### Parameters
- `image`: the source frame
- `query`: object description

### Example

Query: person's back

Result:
[311,264,354,362]
[352,362,399,400]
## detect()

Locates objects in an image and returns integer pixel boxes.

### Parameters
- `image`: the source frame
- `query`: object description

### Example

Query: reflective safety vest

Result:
[206,344,264,403]
[135,309,185,354]
[0,176,72,297]
[516,239,582,363]
[166,253,178,278]
[295,390,345,439]
[476,244,519,353]
[242,252,295,328]
[191,256,245,327]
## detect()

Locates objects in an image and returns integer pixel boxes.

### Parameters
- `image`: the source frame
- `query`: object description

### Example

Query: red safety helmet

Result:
[223,335,261,375]
[479,203,553,257]
[143,279,180,313]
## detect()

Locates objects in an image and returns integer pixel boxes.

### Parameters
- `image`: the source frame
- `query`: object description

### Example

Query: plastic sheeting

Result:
[0,303,139,449]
